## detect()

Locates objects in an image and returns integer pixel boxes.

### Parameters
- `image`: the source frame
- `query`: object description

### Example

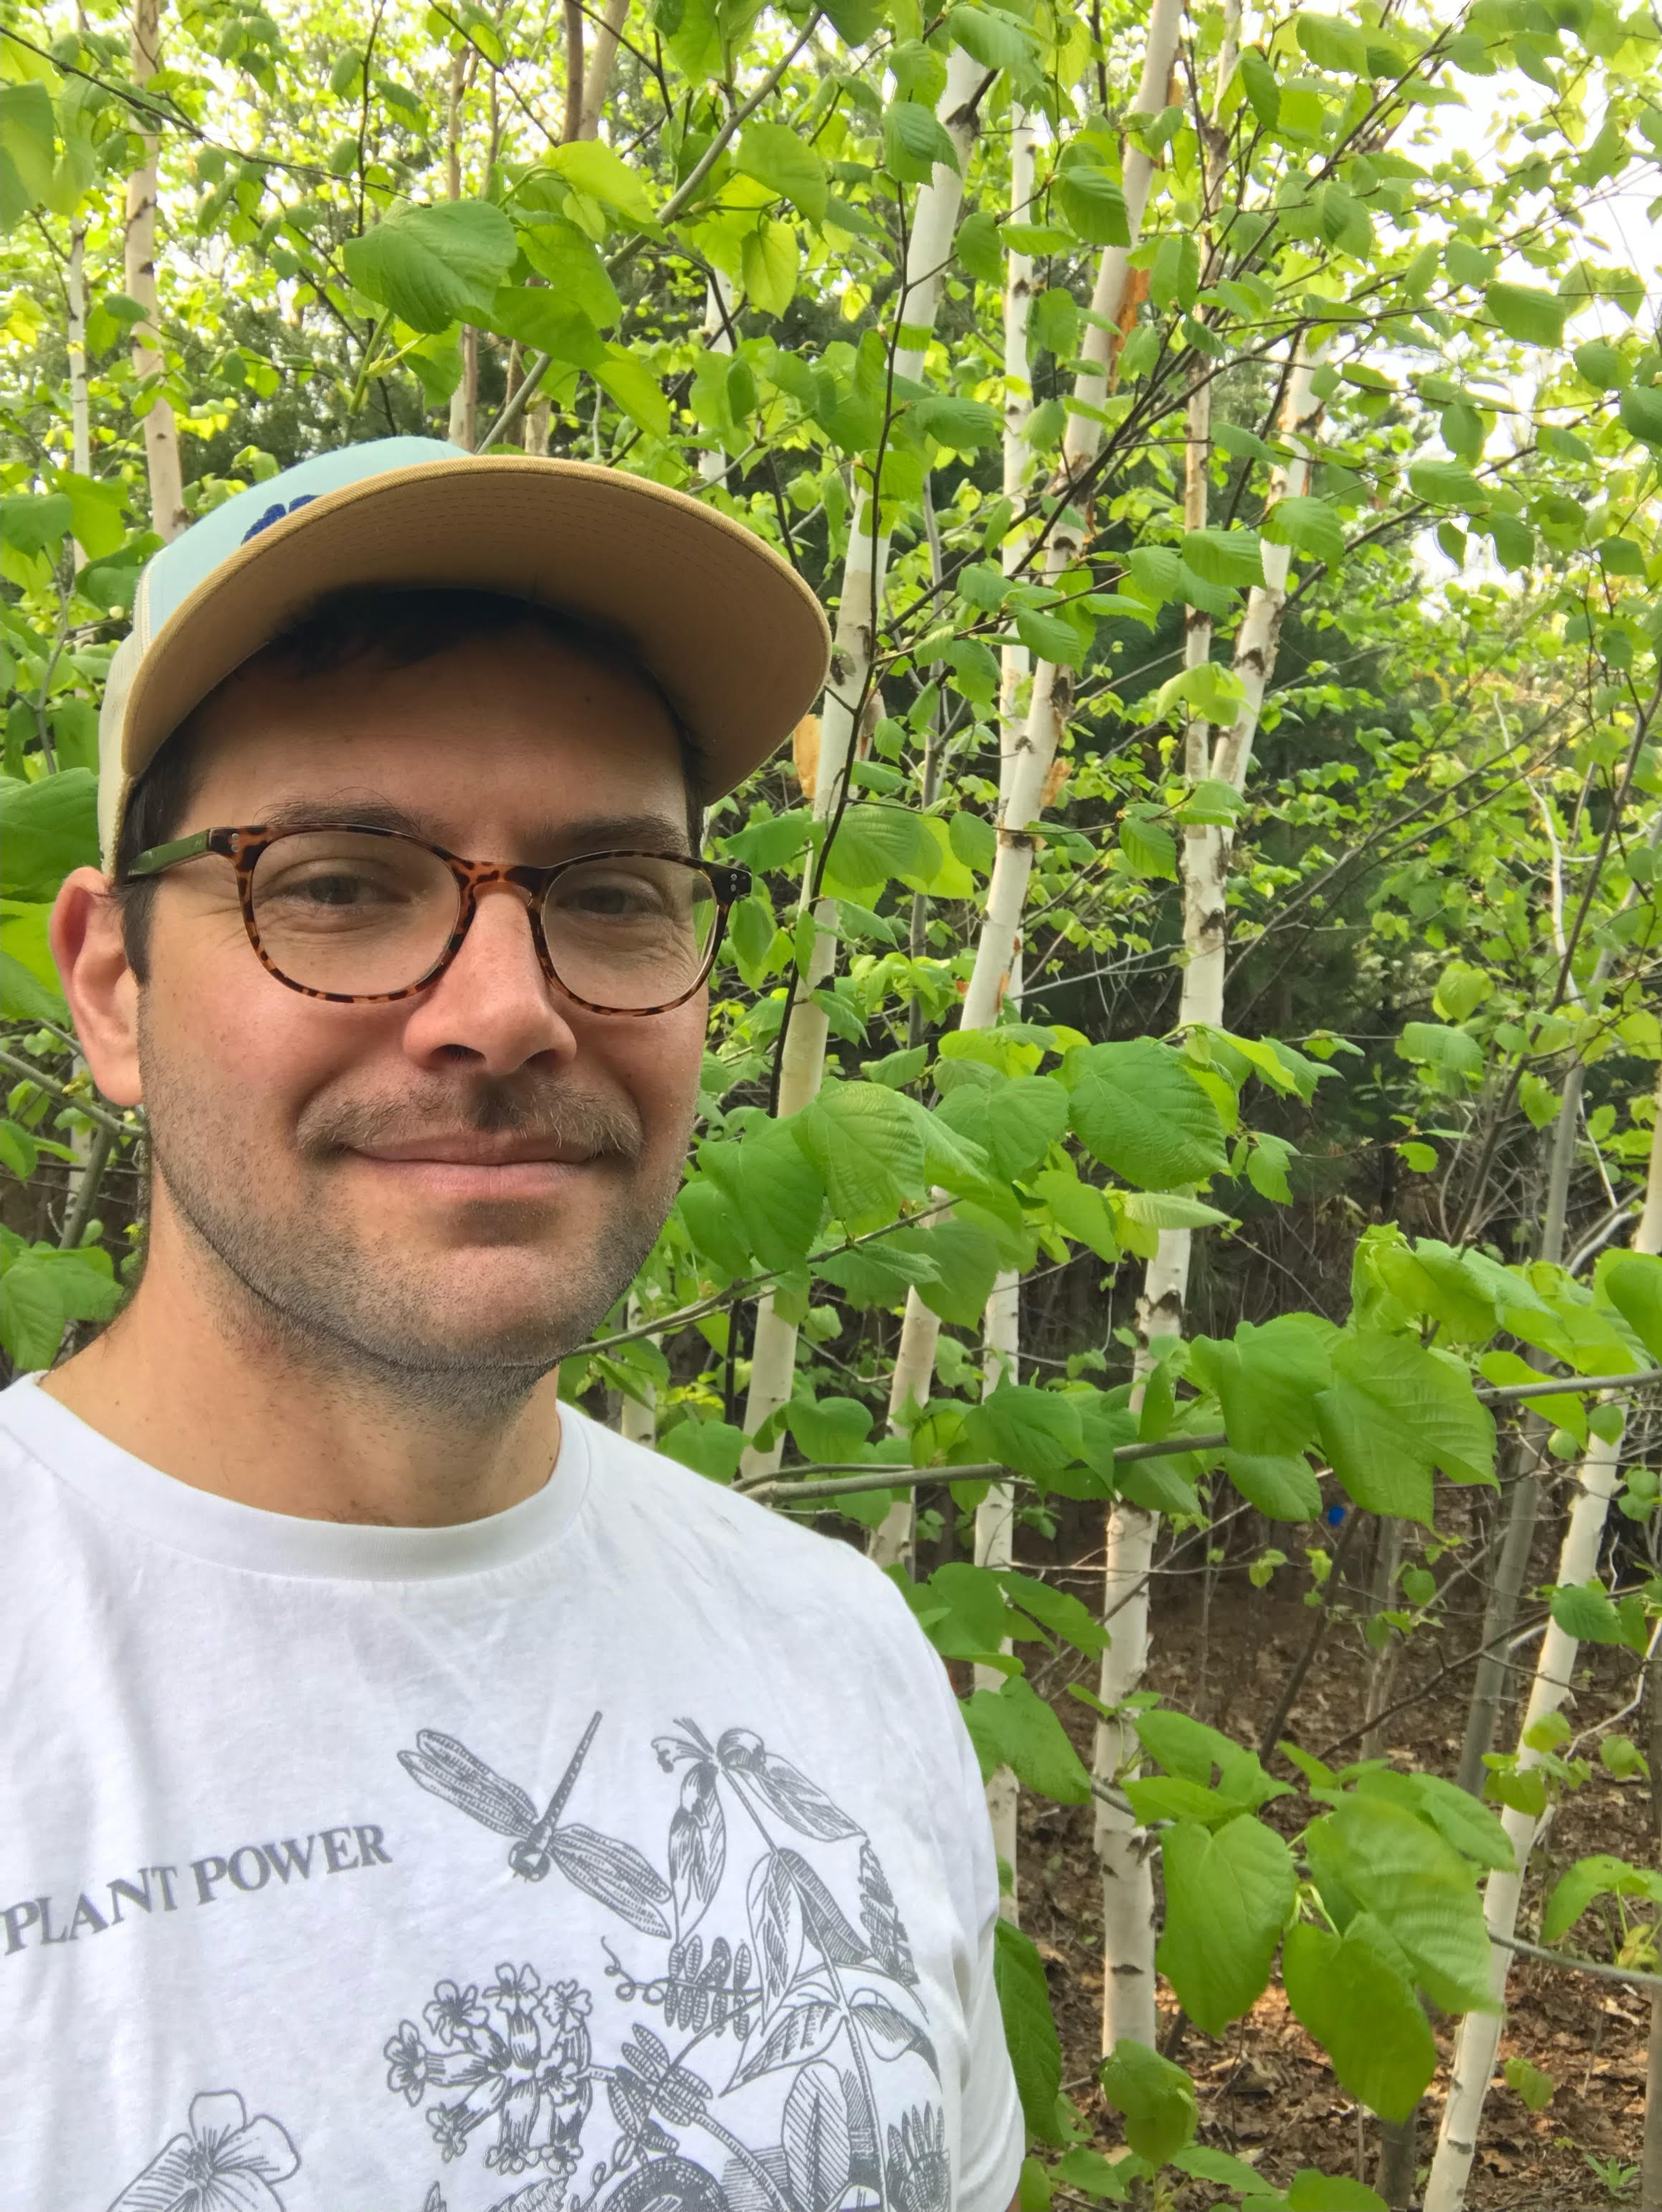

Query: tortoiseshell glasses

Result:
[124,824,751,1014]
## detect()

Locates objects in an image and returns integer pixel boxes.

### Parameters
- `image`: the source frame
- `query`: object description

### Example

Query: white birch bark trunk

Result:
[1092,0,1245,2059]
[1426,1068,1662,2212]
[698,272,735,486]
[125,0,186,543]
[960,0,1184,1031]
[868,108,1037,1574]
[618,1295,658,1446]
[739,47,986,1480]
[976,1267,1022,1915]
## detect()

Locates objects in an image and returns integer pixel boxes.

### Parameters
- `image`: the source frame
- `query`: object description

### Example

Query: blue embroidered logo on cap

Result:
[241,494,319,544]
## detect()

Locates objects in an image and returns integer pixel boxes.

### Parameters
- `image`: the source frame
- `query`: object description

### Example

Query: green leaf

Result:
[1504,2054,1555,2112]
[793,1081,927,1232]
[1054,161,1129,247]
[1484,281,1568,347]
[914,394,1001,452]
[911,1215,1001,1327]
[980,1076,1070,1180]
[0,82,55,224]
[1182,529,1264,588]
[1314,1331,1496,1523]
[1097,2040,1198,2166]
[1188,1314,1333,1457]
[999,1569,1111,1655]
[659,1417,746,1482]
[947,3,1037,70]
[994,1918,1065,2140]
[597,347,671,437]
[1602,1251,1662,1360]
[1396,1020,1484,1085]
[1151,232,1200,314]
[1156,1815,1297,2037]
[735,121,828,223]
[1574,339,1628,389]
[1,493,73,560]
[701,1125,825,1271]
[1549,1580,1625,1643]
[964,1382,1083,1483]
[821,803,937,895]
[1295,13,1368,73]
[0,1245,121,1372]
[1119,815,1177,880]
[1542,1853,1662,1944]
[1014,606,1087,667]
[1030,1167,1120,1263]
[1317,1795,1497,2014]
[965,1674,1092,1802]
[948,810,996,875]
[1064,1039,1229,1189]
[342,198,517,332]
[485,291,603,367]
[1,769,100,900]
[544,138,657,223]
[1223,1452,1322,1521]
[1239,49,1280,126]
[514,216,623,326]
[787,1393,873,1462]
[1282,1916,1436,2125]
[883,100,961,185]
[740,219,799,317]
[954,208,1003,283]
[59,473,128,560]
[1408,460,1488,511]
[1261,494,1344,563]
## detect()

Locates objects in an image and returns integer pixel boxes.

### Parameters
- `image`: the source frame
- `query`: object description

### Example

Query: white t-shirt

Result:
[0,1376,1022,2212]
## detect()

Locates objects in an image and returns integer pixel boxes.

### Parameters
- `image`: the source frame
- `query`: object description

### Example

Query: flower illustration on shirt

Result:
[388,1960,595,2177]
[106,2087,300,2212]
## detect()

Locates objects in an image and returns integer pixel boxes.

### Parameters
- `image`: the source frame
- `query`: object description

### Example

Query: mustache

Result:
[296,1081,645,1163]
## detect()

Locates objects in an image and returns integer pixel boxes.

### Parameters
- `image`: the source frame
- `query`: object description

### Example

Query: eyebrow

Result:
[251,796,695,859]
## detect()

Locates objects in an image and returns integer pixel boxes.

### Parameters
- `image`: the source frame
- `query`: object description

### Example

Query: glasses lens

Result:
[542,855,718,1011]
[249,831,458,996]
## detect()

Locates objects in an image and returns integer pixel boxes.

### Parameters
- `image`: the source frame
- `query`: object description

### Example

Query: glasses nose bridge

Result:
[447,862,554,975]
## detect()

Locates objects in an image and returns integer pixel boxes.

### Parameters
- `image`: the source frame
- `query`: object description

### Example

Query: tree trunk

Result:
[1426,1064,1662,2211]
[976,1269,1022,1913]
[698,272,734,486]
[562,0,585,145]
[1642,1635,1662,2212]
[579,0,630,138]
[739,46,986,1481]
[1092,1,1244,2059]
[1454,807,1662,1791]
[67,219,90,560]
[124,0,186,542]
[1361,1516,1405,1762]
[869,105,1036,1573]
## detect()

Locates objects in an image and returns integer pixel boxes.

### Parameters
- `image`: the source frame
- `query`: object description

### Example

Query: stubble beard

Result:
[136,1019,685,1422]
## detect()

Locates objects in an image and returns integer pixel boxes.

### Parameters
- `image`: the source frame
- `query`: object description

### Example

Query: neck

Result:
[42,1221,563,1527]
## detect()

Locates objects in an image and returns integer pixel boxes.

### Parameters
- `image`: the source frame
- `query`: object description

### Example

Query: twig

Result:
[1494,1931,1662,1994]
[0,1049,130,1138]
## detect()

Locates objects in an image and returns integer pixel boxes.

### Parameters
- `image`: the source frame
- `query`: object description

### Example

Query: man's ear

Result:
[50,867,143,1107]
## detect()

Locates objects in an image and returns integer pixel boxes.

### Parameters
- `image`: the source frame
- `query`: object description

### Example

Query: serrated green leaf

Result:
[342,198,516,332]
[1065,1039,1229,1189]
[1282,1915,1436,2124]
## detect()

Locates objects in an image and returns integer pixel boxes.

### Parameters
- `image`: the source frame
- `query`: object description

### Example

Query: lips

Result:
[355,1136,600,1167]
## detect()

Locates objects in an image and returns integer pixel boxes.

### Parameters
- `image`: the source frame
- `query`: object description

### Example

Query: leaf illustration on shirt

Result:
[106,2087,299,2212]
[715,1730,863,1841]
[781,2063,853,2212]
[382,1711,943,2212]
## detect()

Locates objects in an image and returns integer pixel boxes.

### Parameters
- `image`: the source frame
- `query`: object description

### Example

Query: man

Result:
[2,440,1023,2210]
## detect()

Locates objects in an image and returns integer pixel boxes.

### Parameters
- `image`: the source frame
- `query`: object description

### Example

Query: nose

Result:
[398,882,579,1077]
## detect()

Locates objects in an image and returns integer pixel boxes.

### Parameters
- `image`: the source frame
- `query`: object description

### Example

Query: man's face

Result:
[115,630,705,1405]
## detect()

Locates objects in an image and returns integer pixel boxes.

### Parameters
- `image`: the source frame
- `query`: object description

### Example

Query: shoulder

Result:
[565,1408,928,1640]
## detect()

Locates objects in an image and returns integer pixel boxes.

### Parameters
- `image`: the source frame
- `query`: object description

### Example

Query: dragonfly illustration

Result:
[399,1711,672,1937]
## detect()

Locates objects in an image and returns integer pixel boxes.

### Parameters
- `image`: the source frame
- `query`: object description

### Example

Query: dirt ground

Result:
[1014,1566,1653,2211]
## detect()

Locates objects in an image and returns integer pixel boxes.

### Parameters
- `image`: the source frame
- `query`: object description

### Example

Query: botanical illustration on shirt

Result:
[107,2085,301,2211]
[392,1711,946,2212]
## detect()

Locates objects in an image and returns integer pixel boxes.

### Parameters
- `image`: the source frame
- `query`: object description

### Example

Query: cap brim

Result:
[120,456,830,802]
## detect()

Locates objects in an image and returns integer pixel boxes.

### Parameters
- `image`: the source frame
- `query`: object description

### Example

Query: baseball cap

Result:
[96,437,831,866]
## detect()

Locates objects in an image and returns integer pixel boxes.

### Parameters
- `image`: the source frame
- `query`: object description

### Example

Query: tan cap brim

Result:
[119,455,830,809]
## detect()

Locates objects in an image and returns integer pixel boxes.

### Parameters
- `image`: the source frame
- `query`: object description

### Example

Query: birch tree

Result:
[123,0,185,541]
[1426,1068,1662,2211]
